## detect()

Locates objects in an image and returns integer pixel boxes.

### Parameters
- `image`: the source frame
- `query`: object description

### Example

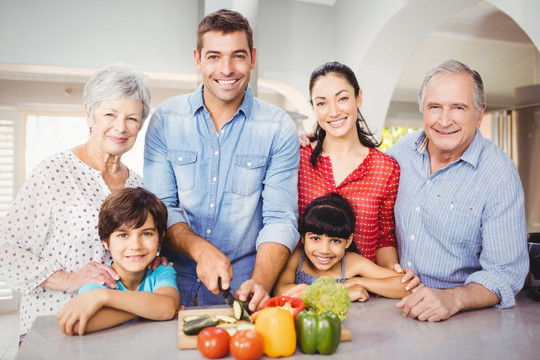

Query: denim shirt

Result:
[386,129,528,308]
[144,84,300,306]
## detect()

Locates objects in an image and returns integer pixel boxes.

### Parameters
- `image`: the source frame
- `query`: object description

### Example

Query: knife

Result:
[218,278,253,322]
[218,277,237,306]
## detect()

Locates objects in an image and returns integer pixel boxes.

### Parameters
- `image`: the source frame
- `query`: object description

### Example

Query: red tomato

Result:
[197,327,230,359]
[229,329,264,360]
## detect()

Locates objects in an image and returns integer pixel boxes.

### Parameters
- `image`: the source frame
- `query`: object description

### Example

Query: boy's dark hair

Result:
[300,193,356,241]
[98,187,168,245]
[196,8,254,56]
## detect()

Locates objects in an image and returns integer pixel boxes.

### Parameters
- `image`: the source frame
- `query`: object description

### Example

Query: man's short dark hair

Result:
[196,8,254,56]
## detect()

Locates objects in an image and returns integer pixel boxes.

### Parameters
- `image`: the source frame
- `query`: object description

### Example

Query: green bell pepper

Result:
[295,309,341,355]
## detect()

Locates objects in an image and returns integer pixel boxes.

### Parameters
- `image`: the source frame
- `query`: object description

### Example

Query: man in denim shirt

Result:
[144,9,299,311]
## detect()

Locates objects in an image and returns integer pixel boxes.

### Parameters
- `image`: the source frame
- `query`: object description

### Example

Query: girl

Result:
[275,193,411,301]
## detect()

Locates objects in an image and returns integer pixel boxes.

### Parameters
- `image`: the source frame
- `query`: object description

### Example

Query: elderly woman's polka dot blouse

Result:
[0,150,142,335]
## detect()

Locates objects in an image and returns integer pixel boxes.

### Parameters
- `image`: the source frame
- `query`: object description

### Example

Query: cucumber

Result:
[237,323,256,331]
[233,300,244,320]
[182,315,219,335]
[182,315,202,323]
[215,314,237,323]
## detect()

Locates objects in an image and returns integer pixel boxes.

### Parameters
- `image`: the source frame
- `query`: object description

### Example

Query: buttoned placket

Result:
[203,110,222,239]
[405,149,433,270]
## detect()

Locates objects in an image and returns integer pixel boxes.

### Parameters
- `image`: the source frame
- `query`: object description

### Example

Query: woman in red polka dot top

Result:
[299,62,409,276]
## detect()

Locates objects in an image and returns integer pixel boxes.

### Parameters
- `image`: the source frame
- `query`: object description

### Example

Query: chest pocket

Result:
[168,150,197,192]
[231,154,267,196]
[423,195,481,247]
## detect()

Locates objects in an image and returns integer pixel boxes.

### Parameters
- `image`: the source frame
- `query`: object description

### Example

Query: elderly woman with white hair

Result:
[0,64,151,343]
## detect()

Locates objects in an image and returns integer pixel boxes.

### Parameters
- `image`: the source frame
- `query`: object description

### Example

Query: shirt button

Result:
[206,229,211,234]
[212,177,217,182]
[214,151,219,156]
[450,203,454,209]
[426,180,431,184]
[407,261,412,267]
[178,156,183,161]
[196,278,201,283]
[247,161,252,167]
[409,235,415,240]
[415,207,420,212]
[220,129,225,134]
[210,203,215,208]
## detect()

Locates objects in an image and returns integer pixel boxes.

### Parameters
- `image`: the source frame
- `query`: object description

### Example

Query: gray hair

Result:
[83,64,151,123]
[418,59,486,114]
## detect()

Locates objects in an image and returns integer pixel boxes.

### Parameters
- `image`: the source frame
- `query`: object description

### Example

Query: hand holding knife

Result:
[218,277,253,322]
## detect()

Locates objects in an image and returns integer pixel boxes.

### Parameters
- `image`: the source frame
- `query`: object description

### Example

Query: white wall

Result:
[0,0,199,73]
[1,0,539,135]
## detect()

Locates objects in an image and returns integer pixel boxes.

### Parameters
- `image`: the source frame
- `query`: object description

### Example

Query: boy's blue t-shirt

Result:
[79,262,178,294]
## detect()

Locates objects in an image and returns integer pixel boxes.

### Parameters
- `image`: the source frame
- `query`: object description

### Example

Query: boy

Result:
[57,187,180,335]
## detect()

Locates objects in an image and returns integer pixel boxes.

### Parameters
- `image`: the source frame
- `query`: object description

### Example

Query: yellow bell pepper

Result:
[254,307,296,357]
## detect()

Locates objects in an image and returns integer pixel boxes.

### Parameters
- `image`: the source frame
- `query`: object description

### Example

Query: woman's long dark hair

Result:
[309,61,380,168]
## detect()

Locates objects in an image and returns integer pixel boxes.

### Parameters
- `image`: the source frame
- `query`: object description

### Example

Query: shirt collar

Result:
[189,83,254,120]
[414,129,483,168]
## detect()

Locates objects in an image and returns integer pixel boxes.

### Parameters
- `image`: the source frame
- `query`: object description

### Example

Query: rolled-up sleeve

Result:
[464,168,528,308]
[256,114,300,253]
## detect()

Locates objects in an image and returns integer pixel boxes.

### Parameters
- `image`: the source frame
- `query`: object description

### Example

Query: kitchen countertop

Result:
[16,290,540,360]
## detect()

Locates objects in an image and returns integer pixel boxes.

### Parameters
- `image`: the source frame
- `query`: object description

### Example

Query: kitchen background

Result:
[1,1,539,359]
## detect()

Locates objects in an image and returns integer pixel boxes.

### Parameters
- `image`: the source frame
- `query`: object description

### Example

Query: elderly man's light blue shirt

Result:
[386,129,528,308]
[144,85,300,306]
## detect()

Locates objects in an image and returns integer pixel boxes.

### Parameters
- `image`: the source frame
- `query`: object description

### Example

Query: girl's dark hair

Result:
[99,187,168,245]
[300,193,355,241]
[309,61,380,168]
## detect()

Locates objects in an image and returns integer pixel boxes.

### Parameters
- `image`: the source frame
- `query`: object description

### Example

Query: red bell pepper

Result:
[263,295,305,318]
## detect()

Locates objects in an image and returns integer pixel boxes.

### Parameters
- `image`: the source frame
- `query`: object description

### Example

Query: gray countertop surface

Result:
[16,290,540,360]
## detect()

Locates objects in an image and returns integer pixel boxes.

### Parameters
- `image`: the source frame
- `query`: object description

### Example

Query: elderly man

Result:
[386,59,528,321]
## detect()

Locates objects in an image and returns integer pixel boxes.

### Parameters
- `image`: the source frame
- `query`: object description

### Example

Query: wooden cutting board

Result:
[178,305,352,349]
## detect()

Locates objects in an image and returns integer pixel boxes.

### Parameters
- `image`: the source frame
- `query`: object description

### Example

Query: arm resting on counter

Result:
[396,282,500,322]
[343,276,411,301]
[57,286,180,335]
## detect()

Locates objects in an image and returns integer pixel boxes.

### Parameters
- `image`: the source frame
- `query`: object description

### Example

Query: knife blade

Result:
[218,277,237,307]
[218,278,252,322]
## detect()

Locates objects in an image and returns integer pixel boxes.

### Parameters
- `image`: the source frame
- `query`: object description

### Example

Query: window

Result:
[0,118,16,219]
[379,126,419,153]
[25,114,147,179]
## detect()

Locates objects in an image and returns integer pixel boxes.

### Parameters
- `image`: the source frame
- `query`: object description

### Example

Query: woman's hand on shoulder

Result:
[299,132,314,148]
[148,255,173,270]
[393,263,422,292]
[69,261,120,292]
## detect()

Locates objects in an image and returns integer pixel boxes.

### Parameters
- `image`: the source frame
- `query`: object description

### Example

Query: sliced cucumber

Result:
[233,300,244,320]
[215,314,237,323]
[237,323,256,331]
[224,327,238,336]
[182,315,202,323]
[182,315,219,335]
